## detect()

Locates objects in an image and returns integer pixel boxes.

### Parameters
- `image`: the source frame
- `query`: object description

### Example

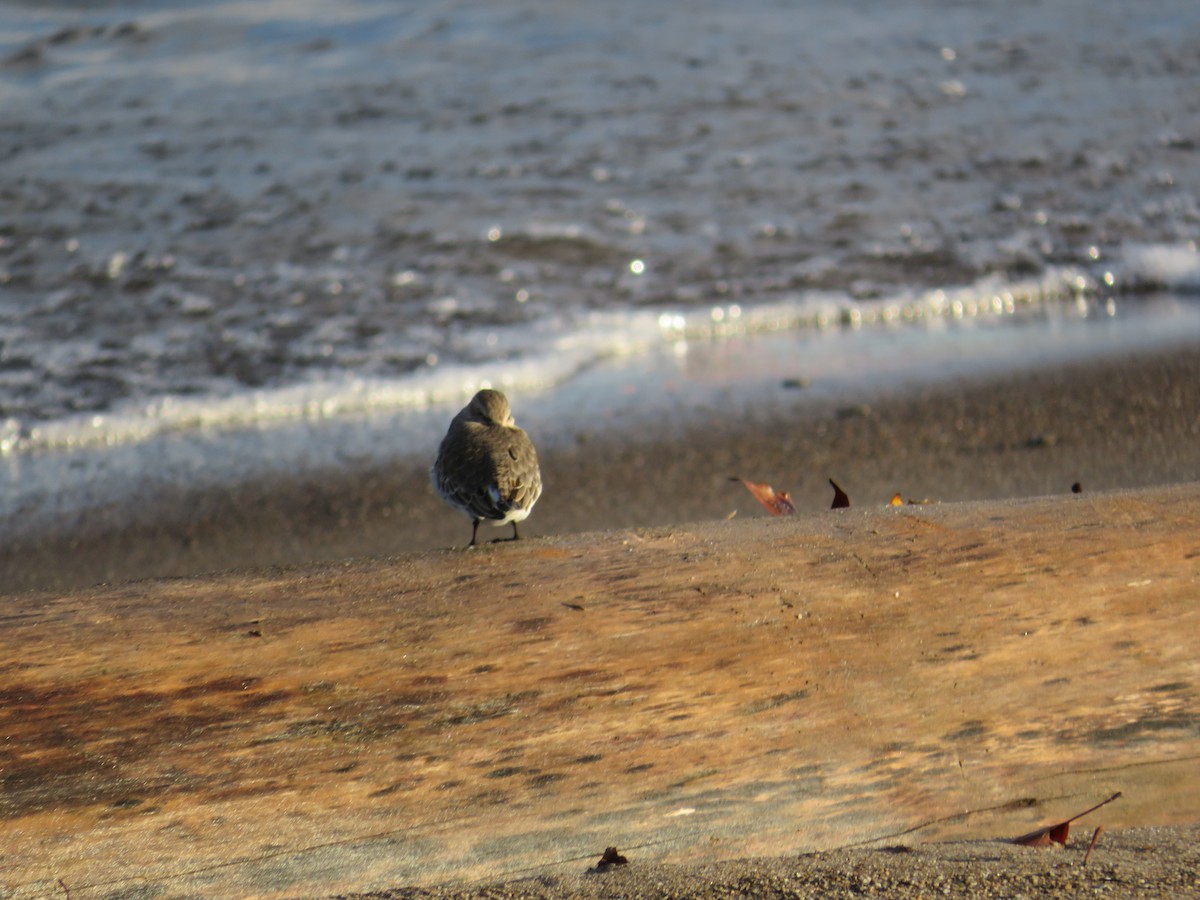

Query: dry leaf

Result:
[730,478,796,516]
[829,479,850,509]
[1014,821,1072,848]
[889,492,937,506]
[1012,792,1121,848]
[594,846,628,870]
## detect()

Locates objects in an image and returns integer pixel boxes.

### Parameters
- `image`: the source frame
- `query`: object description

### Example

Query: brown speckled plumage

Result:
[432,389,542,547]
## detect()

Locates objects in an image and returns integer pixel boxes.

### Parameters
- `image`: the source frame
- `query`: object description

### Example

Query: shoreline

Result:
[3,334,1200,593]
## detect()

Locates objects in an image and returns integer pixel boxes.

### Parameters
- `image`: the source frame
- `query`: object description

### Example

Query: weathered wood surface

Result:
[2,484,1198,898]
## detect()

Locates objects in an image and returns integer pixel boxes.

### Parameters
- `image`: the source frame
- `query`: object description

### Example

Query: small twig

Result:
[1069,792,1122,824]
[1083,825,1104,866]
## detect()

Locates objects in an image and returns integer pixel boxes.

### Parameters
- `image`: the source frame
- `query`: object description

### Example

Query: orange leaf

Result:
[889,493,903,507]
[730,478,796,516]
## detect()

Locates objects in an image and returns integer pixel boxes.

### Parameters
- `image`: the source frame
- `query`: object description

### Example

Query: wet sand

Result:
[3,338,1199,592]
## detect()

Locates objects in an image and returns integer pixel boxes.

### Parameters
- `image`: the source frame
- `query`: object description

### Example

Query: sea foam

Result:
[3,266,1094,457]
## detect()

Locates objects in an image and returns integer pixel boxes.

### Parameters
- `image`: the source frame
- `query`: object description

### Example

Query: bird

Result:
[432,389,542,547]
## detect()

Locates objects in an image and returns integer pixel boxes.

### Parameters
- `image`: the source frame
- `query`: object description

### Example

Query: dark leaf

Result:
[594,846,628,870]
[829,479,850,509]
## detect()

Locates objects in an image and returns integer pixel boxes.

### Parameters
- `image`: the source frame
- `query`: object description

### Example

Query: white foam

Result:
[0,267,1094,457]
[1118,242,1200,291]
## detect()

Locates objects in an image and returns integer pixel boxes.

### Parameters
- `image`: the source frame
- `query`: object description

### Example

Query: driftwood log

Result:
[2,484,1198,897]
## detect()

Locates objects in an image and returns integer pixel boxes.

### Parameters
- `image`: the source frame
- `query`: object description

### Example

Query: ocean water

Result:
[1,0,1199,570]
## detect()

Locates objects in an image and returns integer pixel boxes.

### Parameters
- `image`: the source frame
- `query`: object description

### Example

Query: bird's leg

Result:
[491,522,521,544]
[468,519,480,547]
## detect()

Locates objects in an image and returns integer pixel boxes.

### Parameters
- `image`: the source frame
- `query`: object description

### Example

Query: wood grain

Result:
[2,484,1198,897]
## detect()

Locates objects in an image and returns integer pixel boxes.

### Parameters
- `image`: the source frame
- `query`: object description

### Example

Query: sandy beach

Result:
[2,481,1198,897]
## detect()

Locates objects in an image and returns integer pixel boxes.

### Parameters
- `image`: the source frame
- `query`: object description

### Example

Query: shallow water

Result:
[2,0,1199,426]
[1,0,1199,576]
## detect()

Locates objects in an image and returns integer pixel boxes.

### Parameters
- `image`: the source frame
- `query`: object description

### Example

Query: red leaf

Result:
[730,478,796,516]
[1013,830,1056,848]
[1013,792,1120,848]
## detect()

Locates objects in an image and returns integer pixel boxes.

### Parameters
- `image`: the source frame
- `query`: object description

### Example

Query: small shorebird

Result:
[432,389,542,547]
